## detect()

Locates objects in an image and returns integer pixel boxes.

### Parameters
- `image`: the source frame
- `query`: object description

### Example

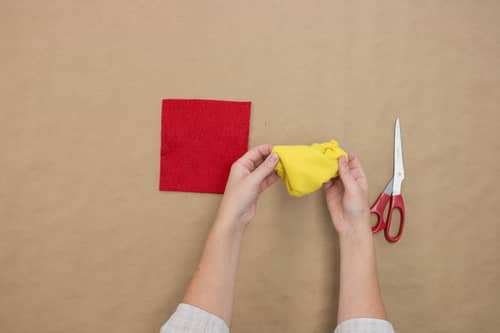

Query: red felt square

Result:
[159,99,251,194]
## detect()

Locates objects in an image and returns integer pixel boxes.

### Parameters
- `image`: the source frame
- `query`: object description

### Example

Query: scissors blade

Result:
[392,118,405,195]
[383,178,393,195]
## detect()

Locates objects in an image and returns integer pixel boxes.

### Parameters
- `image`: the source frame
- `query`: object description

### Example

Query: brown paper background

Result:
[1,1,500,332]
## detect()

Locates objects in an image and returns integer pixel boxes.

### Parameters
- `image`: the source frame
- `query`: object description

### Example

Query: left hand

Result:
[216,144,280,230]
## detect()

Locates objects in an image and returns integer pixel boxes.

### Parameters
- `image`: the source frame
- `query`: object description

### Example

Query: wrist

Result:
[338,218,373,249]
[338,228,376,272]
[213,216,246,238]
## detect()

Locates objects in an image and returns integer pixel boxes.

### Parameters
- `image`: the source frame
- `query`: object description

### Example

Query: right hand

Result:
[216,144,280,230]
[323,154,371,237]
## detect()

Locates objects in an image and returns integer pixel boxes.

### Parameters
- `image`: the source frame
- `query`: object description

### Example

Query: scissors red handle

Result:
[370,193,405,243]
[370,192,391,233]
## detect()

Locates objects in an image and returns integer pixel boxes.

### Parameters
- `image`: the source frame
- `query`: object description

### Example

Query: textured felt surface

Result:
[159,99,251,194]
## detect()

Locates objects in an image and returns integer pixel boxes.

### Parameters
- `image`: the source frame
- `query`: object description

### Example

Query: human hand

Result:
[216,144,280,231]
[323,154,371,238]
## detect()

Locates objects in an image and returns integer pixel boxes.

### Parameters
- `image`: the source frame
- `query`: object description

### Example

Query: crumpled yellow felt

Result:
[272,140,348,197]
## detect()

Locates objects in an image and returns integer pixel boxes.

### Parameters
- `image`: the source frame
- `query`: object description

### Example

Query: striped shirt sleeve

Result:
[334,318,396,333]
[160,303,229,333]
[160,303,395,333]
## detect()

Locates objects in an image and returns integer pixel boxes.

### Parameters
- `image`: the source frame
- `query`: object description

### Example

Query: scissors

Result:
[370,118,406,243]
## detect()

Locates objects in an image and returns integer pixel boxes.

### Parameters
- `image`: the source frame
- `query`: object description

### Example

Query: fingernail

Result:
[269,153,278,163]
[339,156,346,165]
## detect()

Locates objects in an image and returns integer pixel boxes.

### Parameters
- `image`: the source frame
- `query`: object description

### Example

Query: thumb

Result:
[338,155,357,192]
[249,152,279,185]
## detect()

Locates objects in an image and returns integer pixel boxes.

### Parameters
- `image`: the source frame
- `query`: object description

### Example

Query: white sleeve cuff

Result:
[334,318,395,333]
[160,303,230,333]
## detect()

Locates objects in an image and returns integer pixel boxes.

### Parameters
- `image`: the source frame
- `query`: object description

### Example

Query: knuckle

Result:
[231,161,241,171]
[264,159,275,168]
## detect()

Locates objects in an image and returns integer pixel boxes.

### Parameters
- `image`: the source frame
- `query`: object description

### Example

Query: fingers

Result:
[347,153,368,190]
[347,153,363,169]
[338,155,357,192]
[323,179,333,189]
[235,144,273,171]
[248,152,279,185]
[324,178,344,222]
[260,172,280,192]
[323,177,339,190]
[348,154,366,179]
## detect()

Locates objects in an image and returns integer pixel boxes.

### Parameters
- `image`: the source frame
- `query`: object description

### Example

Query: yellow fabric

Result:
[272,140,348,197]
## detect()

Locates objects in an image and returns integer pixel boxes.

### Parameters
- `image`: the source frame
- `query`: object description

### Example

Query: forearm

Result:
[183,218,244,324]
[337,223,386,323]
